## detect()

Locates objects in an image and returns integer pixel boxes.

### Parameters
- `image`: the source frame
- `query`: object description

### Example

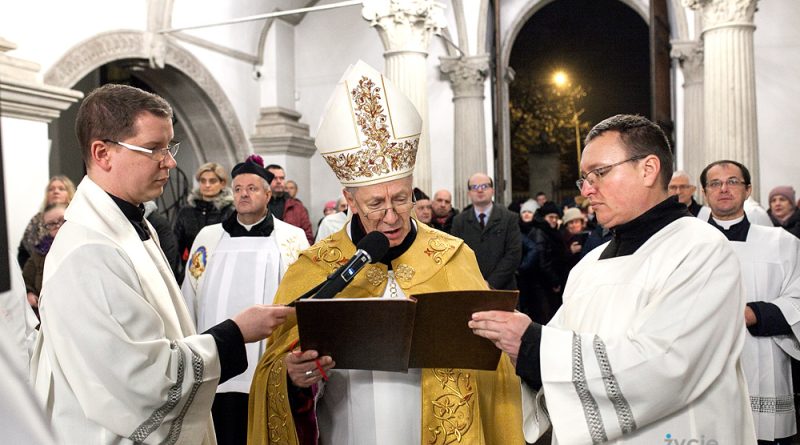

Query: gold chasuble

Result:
[248,222,523,445]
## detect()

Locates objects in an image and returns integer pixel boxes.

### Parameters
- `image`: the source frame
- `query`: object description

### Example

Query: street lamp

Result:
[552,71,583,174]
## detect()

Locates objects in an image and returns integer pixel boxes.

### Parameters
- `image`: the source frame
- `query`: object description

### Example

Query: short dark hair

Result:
[266,164,284,172]
[585,114,673,190]
[75,84,172,165]
[699,160,751,189]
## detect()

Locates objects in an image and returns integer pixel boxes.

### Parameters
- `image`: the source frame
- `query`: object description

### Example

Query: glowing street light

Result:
[552,70,582,173]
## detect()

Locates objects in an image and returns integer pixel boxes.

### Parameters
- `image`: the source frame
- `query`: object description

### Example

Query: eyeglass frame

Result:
[704,177,749,191]
[102,139,180,162]
[468,183,493,192]
[576,155,648,191]
[357,195,417,222]
[44,218,65,231]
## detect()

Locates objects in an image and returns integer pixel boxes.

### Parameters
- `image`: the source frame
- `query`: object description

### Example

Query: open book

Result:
[294,290,518,372]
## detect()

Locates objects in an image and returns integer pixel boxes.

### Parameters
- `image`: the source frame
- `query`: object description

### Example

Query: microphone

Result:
[291,231,390,304]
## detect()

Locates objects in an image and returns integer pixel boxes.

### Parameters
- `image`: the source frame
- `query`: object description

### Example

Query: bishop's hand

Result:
[286,349,335,388]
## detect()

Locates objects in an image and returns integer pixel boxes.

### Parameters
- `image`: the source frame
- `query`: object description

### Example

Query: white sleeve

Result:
[540,238,745,443]
[521,383,551,442]
[769,234,800,359]
[39,244,220,444]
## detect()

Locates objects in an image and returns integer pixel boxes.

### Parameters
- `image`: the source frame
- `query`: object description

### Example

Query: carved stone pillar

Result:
[362,0,446,194]
[686,0,760,195]
[671,40,704,189]
[440,55,490,209]
[250,20,316,200]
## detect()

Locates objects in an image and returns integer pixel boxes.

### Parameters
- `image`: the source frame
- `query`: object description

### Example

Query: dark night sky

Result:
[509,0,651,127]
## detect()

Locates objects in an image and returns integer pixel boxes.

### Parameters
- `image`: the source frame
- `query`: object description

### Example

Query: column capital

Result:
[0,37,83,122]
[362,0,447,54]
[684,0,758,30]
[670,40,704,84]
[440,55,490,98]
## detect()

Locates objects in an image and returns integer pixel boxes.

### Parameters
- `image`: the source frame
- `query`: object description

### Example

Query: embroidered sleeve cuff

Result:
[204,319,247,384]
[747,302,793,337]
[516,322,543,390]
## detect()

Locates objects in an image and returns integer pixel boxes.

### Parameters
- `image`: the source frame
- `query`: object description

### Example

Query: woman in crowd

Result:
[173,162,234,279]
[560,207,588,274]
[768,186,800,238]
[23,203,66,317]
[18,175,75,268]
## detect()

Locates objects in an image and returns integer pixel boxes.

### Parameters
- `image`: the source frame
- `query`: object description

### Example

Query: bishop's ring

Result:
[305,370,314,377]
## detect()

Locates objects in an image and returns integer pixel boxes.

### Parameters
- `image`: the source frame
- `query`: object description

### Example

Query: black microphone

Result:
[290,231,390,304]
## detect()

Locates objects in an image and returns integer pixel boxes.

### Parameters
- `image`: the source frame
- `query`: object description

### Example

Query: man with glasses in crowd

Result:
[668,170,702,215]
[248,61,523,445]
[470,114,754,443]
[32,84,293,444]
[452,173,521,290]
[701,160,800,445]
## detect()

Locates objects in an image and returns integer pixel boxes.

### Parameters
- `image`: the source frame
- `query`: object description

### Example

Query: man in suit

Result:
[452,173,522,290]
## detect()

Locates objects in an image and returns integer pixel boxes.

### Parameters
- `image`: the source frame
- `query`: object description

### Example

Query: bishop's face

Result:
[346,177,414,248]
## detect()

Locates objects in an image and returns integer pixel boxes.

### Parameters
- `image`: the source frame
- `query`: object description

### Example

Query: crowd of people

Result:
[2,60,800,445]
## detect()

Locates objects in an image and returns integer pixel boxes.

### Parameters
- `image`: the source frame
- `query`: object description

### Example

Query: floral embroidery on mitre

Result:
[189,246,207,279]
[322,76,418,184]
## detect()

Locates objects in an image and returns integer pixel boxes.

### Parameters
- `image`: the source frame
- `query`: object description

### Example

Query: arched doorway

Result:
[506,0,651,207]
[44,31,247,223]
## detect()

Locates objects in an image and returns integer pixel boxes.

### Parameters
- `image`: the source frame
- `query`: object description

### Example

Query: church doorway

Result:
[505,0,653,208]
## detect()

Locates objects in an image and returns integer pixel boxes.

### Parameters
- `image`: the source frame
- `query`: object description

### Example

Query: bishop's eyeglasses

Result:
[103,139,180,162]
[576,155,647,191]
[360,196,417,221]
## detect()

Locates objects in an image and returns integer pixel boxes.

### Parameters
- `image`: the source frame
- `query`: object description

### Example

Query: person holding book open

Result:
[247,61,524,445]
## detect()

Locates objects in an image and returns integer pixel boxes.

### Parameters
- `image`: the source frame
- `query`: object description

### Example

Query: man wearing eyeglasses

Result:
[452,173,522,290]
[668,170,702,215]
[248,61,523,445]
[32,84,293,445]
[470,114,755,443]
[701,160,800,445]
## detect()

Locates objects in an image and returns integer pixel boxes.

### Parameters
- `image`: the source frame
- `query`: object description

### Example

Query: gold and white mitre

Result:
[315,60,422,187]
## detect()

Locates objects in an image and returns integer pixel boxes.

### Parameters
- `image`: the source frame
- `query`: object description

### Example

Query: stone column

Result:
[362,0,446,194]
[250,20,316,200]
[440,55,490,209]
[670,40,704,188]
[0,37,82,249]
[686,0,760,195]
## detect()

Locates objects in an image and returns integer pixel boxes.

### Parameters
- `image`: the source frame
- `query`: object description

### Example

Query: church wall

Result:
[753,0,800,205]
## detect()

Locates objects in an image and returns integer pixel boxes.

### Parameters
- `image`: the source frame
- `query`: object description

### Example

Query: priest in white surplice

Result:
[182,155,308,444]
[700,160,800,444]
[471,114,756,444]
[31,84,293,445]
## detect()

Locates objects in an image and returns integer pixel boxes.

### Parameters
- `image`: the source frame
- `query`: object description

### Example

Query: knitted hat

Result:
[538,201,560,217]
[520,199,539,214]
[315,60,421,187]
[231,154,274,184]
[769,186,796,207]
[562,207,585,225]
[324,200,337,211]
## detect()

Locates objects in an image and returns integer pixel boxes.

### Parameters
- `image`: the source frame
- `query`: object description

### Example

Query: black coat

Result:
[173,190,234,272]
[451,205,522,290]
[769,207,800,239]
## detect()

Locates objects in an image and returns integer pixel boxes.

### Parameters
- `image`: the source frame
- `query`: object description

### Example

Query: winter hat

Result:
[769,186,796,208]
[562,207,585,225]
[538,201,560,217]
[520,199,539,214]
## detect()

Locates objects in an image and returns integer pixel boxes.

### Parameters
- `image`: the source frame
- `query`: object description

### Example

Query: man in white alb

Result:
[182,155,308,444]
[32,84,292,444]
[701,159,800,444]
[470,114,756,443]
